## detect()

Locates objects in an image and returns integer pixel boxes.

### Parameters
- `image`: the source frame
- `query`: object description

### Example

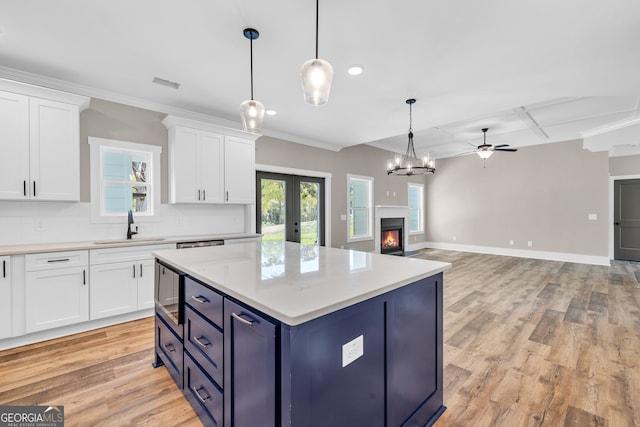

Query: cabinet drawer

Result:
[90,243,175,265]
[25,250,88,271]
[185,305,223,388]
[156,314,183,389]
[184,352,223,427]
[185,277,223,329]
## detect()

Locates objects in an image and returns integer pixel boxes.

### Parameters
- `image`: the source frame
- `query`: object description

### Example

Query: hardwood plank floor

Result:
[0,249,638,426]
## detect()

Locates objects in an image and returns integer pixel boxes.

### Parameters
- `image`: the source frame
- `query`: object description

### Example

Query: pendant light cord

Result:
[315,0,319,59]
[409,101,413,132]
[250,37,254,100]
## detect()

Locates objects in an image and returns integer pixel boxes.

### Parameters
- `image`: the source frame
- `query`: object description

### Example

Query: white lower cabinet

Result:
[0,256,11,339]
[90,244,174,320]
[25,251,89,333]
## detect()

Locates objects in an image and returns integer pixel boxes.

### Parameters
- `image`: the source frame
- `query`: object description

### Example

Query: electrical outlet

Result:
[509,240,514,246]
[588,213,597,221]
[453,236,457,241]
[342,335,364,367]
[528,241,533,247]
[341,214,347,221]
[35,220,47,231]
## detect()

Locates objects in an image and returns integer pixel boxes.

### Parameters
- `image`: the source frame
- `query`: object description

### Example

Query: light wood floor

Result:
[1,250,638,426]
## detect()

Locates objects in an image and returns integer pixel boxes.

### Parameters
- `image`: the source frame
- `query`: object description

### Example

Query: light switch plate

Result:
[588,213,597,221]
[342,335,364,367]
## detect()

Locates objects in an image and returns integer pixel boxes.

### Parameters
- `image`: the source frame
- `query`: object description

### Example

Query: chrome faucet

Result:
[127,209,138,240]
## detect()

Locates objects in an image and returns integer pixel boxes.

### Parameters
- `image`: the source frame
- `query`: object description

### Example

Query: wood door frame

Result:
[256,164,332,248]
[609,174,640,260]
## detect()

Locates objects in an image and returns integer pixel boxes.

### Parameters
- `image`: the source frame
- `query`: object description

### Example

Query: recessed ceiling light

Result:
[152,77,181,90]
[347,65,364,76]
[266,109,277,116]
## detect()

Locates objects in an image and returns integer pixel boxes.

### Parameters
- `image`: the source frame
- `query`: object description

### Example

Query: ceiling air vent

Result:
[152,77,181,90]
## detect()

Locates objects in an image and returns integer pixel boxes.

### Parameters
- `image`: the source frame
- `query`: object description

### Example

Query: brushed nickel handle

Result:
[192,386,210,403]
[162,343,175,353]
[231,312,255,326]
[47,258,70,263]
[191,295,209,304]
[193,336,210,349]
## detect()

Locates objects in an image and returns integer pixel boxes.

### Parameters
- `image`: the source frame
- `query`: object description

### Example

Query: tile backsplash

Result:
[0,202,249,245]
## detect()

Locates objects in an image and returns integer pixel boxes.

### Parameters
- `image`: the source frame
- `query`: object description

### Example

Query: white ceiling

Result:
[1,0,639,158]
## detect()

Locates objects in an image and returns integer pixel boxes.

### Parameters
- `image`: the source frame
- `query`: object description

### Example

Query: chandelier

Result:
[387,99,435,176]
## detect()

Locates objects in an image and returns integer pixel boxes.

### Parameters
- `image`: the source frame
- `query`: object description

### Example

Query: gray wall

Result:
[610,154,640,176]
[256,136,430,251]
[80,98,168,203]
[425,139,610,256]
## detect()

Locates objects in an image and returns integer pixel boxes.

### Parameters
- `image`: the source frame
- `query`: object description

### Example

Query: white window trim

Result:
[408,182,424,234]
[347,174,374,243]
[88,137,162,224]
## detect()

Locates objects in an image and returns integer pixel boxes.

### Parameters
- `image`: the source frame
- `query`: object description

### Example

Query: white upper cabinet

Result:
[163,116,258,205]
[224,136,256,204]
[0,80,89,202]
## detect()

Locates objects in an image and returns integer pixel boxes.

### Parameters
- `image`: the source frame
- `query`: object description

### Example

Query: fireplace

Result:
[380,217,404,256]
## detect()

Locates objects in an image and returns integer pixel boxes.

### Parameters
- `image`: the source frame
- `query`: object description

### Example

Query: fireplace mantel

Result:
[375,205,409,254]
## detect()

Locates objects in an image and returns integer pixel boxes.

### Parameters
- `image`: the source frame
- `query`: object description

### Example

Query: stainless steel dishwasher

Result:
[176,240,224,249]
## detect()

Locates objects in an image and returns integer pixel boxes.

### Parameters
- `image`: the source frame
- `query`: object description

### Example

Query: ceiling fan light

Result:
[239,99,265,133]
[301,58,334,106]
[477,150,492,160]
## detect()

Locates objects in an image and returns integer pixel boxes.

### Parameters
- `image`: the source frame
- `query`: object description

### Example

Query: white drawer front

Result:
[90,243,175,265]
[25,250,88,271]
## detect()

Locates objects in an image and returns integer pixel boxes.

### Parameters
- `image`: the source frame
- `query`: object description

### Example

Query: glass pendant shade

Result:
[239,99,265,133]
[301,58,334,106]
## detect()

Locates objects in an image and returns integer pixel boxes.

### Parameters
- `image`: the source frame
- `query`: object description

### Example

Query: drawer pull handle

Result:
[191,295,209,304]
[192,386,210,403]
[193,336,210,349]
[162,343,176,353]
[83,269,86,285]
[231,312,255,326]
[47,258,70,263]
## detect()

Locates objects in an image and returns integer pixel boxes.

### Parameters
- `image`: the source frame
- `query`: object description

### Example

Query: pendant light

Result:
[386,99,436,176]
[239,28,265,133]
[300,0,334,106]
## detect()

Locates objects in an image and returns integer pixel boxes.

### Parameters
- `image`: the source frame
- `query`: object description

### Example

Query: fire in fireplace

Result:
[380,217,404,256]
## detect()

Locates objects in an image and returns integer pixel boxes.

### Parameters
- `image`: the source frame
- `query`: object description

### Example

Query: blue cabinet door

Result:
[223,299,276,427]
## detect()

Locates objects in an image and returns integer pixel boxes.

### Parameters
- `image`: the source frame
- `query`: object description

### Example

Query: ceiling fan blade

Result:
[494,147,518,152]
[494,144,510,148]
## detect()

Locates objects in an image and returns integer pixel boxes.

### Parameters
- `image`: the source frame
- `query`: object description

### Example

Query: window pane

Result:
[103,150,148,182]
[351,208,369,236]
[409,210,420,231]
[349,180,368,208]
[104,184,149,214]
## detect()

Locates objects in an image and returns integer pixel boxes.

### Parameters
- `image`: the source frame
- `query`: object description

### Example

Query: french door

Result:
[256,172,325,245]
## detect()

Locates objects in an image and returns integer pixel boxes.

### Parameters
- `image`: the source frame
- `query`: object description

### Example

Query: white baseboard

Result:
[424,242,610,266]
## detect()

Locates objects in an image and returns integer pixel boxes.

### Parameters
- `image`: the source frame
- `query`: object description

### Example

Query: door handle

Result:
[83,269,86,285]
[3,260,6,278]
[23,180,26,197]
[133,264,136,278]
[140,263,143,277]
[203,189,206,201]
[33,181,36,197]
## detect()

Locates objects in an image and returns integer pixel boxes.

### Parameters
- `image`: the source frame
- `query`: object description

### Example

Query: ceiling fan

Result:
[476,128,517,159]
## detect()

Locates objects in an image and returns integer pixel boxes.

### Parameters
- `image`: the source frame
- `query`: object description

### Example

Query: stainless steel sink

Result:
[93,237,167,245]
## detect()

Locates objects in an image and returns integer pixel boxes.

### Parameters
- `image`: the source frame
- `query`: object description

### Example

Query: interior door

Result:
[256,172,325,245]
[614,179,640,261]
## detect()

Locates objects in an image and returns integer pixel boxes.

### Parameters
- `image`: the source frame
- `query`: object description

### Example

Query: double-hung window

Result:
[89,137,161,223]
[348,174,373,242]
[408,182,424,234]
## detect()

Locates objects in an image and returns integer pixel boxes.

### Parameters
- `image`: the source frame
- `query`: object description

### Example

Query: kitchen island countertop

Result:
[153,241,451,326]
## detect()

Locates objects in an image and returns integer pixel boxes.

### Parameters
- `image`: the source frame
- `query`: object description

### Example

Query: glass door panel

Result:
[299,181,320,245]
[259,178,287,243]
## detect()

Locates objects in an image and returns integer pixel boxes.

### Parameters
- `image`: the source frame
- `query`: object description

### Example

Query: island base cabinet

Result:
[155,314,183,389]
[184,352,223,427]
[284,301,386,427]
[223,299,276,427]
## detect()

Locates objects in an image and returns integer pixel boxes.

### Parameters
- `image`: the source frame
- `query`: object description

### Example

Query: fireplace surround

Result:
[380,217,404,255]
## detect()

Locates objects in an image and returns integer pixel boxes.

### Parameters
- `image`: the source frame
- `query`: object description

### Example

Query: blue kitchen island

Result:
[153,241,451,427]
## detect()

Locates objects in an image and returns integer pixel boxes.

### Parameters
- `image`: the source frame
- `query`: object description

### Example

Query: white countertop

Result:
[153,242,451,326]
[0,233,261,256]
